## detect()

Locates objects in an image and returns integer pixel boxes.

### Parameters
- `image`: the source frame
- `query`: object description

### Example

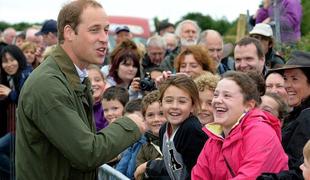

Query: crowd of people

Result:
[0,0,308,179]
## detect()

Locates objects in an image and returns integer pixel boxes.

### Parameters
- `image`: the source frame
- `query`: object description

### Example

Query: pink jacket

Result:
[191,108,288,180]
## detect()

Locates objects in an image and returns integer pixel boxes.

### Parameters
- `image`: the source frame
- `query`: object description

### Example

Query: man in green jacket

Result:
[15,0,146,179]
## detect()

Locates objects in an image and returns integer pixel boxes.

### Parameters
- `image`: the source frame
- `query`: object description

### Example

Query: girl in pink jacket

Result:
[192,71,288,180]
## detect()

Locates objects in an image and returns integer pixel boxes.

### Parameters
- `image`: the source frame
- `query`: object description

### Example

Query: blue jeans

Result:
[0,133,14,175]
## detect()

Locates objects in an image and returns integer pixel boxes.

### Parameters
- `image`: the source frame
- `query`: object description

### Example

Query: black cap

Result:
[35,19,57,36]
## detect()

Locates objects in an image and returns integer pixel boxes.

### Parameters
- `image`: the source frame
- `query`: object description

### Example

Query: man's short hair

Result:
[235,37,265,59]
[57,0,102,43]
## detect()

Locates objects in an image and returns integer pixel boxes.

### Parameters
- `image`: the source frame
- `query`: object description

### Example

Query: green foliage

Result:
[0,21,10,31]
[297,33,310,52]
[0,21,34,31]
[178,12,234,36]
[301,0,310,36]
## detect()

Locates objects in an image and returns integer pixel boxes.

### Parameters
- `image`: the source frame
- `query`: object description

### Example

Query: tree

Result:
[301,0,310,36]
[176,12,235,37]
[0,21,33,31]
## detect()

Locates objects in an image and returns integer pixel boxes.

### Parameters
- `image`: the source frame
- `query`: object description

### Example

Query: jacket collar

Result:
[205,112,246,138]
[51,45,86,93]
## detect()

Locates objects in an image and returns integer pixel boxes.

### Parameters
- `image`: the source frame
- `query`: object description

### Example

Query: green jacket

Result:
[16,45,141,180]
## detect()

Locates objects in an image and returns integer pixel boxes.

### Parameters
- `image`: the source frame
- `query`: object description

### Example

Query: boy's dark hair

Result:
[125,98,142,113]
[102,86,129,107]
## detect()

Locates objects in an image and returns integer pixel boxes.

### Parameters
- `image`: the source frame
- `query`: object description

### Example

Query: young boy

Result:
[115,98,147,179]
[301,140,310,180]
[134,90,167,180]
[102,86,129,124]
[101,86,129,166]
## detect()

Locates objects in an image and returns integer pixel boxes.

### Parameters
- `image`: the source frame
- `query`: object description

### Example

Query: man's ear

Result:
[63,25,75,41]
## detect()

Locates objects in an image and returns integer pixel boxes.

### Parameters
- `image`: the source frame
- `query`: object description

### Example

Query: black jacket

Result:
[265,49,285,69]
[258,96,310,180]
[146,115,208,180]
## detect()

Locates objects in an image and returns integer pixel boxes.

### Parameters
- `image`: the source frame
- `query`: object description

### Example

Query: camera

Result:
[140,73,156,91]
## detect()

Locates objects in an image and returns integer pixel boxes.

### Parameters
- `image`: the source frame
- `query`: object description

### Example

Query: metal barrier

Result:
[98,164,129,180]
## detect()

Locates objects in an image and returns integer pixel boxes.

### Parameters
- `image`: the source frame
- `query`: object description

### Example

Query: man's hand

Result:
[126,113,146,134]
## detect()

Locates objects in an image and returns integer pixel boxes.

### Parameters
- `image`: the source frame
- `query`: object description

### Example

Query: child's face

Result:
[102,99,124,123]
[15,37,25,49]
[198,88,214,125]
[87,69,106,102]
[162,85,193,131]
[145,101,166,136]
[301,157,310,180]
[23,48,36,64]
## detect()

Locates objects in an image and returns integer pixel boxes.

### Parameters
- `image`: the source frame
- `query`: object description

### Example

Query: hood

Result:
[204,108,282,141]
[242,108,282,141]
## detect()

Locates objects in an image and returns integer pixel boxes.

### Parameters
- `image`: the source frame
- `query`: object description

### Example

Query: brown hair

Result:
[159,75,200,114]
[57,0,102,44]
[142,90,161,116]
[174,45,216,74]
[125,98,142,114]
[222,71,261,106]
[235,37,265,59]
[102,86,129,107]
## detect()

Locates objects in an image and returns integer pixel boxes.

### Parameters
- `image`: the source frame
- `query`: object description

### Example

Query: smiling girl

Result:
[86,64,109,131]
[192,71,288,179]
[158,75,208,180]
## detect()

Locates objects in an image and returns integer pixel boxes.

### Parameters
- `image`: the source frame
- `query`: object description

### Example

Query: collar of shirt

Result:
[74,64,88,83]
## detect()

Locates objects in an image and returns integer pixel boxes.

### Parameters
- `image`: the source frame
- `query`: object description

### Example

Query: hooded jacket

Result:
[192,108,288,180]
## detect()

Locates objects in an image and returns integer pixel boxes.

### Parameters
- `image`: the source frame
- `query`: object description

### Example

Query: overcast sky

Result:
[0,0,262,25]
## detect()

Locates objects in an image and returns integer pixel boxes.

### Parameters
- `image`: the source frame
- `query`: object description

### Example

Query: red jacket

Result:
[192,108,288,180]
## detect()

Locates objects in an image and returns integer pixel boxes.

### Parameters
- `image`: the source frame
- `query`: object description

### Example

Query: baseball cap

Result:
[249,23,273,37]
[115,26,130,34]
[35,19,57,36]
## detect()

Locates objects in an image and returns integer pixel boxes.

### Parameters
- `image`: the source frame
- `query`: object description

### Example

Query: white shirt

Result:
[74,64,88,83]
